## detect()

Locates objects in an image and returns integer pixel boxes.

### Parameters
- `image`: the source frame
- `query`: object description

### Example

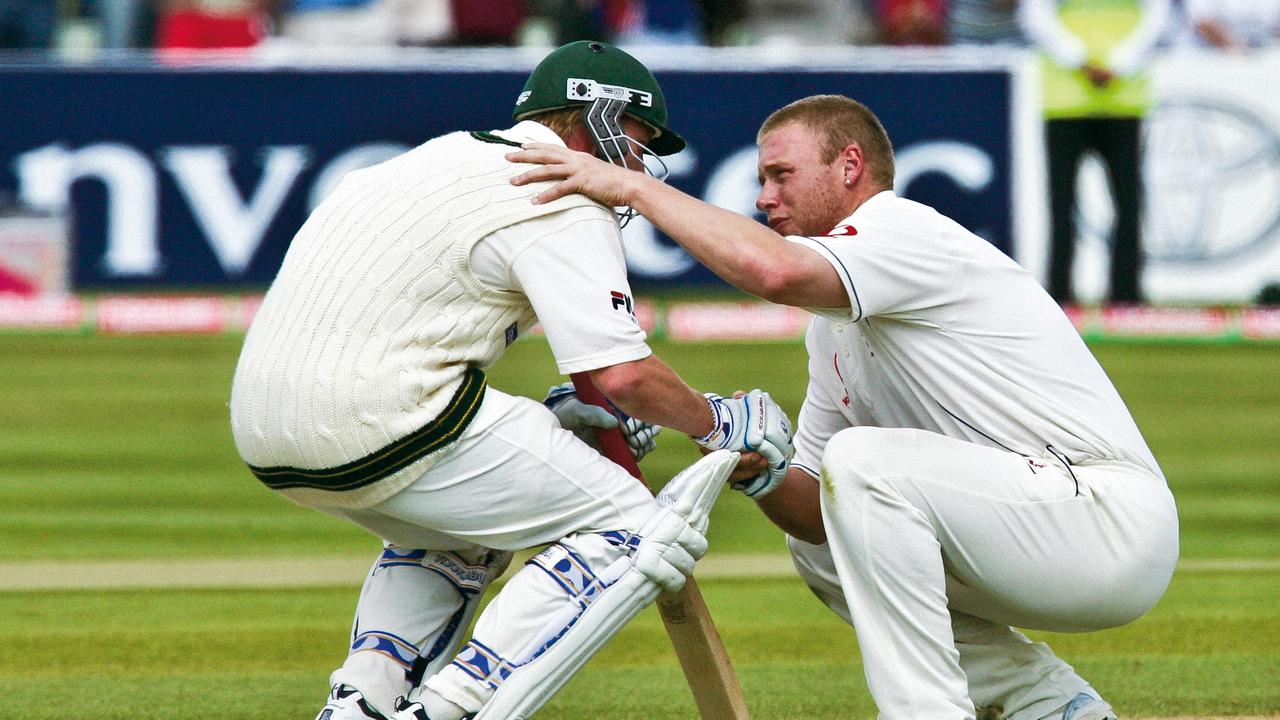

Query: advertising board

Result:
[0,49,1020,291]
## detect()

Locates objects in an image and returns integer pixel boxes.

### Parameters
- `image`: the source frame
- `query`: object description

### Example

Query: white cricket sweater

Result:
[229,128,599,508]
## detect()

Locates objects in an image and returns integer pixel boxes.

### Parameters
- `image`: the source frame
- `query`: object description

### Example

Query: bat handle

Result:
[569,372,644,481]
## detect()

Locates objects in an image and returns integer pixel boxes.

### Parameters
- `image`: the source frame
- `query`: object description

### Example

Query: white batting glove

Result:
[544,383,661,461]
[692,389,794,498]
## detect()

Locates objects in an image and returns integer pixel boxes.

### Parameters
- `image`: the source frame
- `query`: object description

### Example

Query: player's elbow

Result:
[588,360,647,406]
[752,262,811,306]
[747,246,845,308]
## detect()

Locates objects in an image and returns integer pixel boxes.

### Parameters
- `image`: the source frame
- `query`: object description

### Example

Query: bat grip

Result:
[569,371,644,481]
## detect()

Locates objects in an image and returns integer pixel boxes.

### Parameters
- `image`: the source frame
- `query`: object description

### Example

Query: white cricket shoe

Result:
[1060,691,1118,720]
[315,684,389,720]
[388,696,432,720]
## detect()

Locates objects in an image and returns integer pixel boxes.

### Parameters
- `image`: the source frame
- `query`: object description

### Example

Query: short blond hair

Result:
[758,95,895,189]
[529,106,660,148]
[528,107,585,140]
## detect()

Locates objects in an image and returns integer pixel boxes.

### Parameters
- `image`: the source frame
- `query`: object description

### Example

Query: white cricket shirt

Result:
[788,191,1162,481]
[470,203,649,375]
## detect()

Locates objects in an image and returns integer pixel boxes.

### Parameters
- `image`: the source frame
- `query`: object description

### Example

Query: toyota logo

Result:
[1143,98,1280,265]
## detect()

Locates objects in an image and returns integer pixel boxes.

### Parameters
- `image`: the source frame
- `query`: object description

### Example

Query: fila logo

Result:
[828,224,858,237]
[610,290,634,314]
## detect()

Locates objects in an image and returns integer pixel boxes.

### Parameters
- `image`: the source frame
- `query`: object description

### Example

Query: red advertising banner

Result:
[96,295,228,334]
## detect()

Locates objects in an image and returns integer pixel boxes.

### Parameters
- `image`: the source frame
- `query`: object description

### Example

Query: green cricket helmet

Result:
[514,40,686,157]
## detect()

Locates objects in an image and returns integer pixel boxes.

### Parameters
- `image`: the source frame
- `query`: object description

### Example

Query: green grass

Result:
[0,572,1275,718]
[0,334,1278,717]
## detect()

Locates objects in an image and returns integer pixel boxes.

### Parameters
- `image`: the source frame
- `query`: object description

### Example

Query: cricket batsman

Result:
[229,41,792,720]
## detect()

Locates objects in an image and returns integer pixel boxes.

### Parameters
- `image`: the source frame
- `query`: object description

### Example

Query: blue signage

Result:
[0,62,1012,290]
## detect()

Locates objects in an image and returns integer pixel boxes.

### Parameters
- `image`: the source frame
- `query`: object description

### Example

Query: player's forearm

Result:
[754,468,826,544]
[588,355,715,438]
[627,177,802,302]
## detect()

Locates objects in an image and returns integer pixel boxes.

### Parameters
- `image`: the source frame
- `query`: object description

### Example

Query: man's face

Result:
[564,113,655,173]
[617,116,656,172]
[756,122,848,236]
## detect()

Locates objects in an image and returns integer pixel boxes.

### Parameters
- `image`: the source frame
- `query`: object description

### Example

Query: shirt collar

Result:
[493,120,567,147]
[831,189,897,230]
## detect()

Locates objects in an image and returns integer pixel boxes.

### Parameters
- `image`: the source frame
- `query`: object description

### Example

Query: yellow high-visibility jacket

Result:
[1020,0,1171,118]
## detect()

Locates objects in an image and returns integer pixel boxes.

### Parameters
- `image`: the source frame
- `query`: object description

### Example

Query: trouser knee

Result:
[821,426,913,495]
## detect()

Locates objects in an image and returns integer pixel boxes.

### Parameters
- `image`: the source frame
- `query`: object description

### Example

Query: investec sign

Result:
[0,57,1014,289]
[13,141,404,278]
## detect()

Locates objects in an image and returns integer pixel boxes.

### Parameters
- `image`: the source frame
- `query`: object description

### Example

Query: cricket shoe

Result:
[388,696,446,720]
[315,684,389,720]
[1060,691,1117,720]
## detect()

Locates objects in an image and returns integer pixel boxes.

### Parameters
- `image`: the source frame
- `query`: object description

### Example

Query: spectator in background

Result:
[445,0,524,45]
[698,0,747,45]
[155,0,271,50]
[608,0,704,45]
[527,0,596,44]
[735,0,876,45]
[1020,0,1170,305]
[530,0,705,46]
[275,0,523,48]
[275,0,398,47]
[0,0,57,50]
[874,0,947,45]
[947,0,1023,45]
[102,0,160,48]
[1182,0,1280,51]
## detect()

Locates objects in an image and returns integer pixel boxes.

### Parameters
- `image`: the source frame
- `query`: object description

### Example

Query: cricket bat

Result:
[569,372,752,720]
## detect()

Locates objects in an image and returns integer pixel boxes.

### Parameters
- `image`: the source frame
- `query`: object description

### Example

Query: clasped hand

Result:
[544,382,659,460]
[693,389,794,498]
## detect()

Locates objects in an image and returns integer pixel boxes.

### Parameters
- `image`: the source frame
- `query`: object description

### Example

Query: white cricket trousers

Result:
[315,387,662,715]
[323,387,657,552]
[790,426,1178,720]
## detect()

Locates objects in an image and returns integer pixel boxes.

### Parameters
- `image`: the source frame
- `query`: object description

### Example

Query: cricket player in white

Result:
[229,42,792,720]
[510,94,1179,720]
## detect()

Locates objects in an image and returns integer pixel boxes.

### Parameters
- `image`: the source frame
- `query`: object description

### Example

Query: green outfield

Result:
[1,333,1277,719]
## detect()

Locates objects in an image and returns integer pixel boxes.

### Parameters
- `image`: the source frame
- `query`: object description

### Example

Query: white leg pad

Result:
[468,563,657,720]
[332,547,510,716]
[465,449,739,720]
[331,650,410,718]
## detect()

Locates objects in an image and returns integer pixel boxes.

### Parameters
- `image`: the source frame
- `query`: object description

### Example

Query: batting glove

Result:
[544,382,661,461]
[692,389,794,498]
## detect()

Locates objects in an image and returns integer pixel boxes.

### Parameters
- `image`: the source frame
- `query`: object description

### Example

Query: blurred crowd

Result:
[0,0,1277,55]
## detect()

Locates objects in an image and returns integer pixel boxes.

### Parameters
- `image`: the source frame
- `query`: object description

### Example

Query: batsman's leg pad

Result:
[330,642,416,719]
[410,549,512,684]
[451,449,738,720]
[331,547,510,716]
[419,540,625,717]
[466,557,659,720]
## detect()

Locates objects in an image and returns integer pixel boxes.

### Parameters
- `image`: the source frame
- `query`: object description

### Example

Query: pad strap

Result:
[450,639,516,691]
[351,630,420,673]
